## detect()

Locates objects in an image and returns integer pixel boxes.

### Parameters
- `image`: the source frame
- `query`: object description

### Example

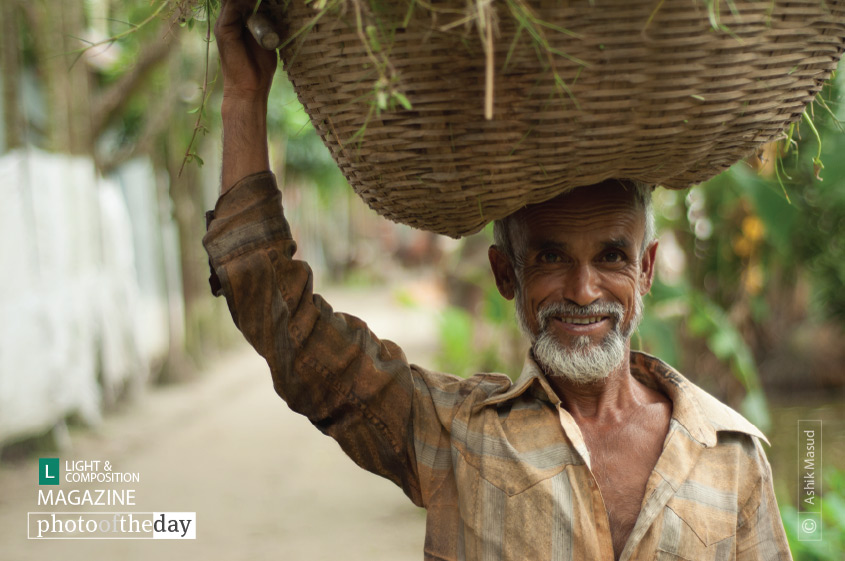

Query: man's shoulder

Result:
[688,382,769,445]
[411,366,516,405]
[631,351,769,447]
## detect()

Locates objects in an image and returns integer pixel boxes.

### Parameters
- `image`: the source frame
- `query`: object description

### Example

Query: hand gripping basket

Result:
[267,0,845,237]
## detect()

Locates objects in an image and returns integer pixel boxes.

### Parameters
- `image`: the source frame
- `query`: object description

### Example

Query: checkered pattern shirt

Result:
[203,172,792,561]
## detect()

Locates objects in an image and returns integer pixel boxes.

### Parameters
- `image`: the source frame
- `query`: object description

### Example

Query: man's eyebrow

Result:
[600,238,635,252]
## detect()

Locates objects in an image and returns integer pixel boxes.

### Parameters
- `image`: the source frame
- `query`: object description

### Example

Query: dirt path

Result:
[0,281,443,560]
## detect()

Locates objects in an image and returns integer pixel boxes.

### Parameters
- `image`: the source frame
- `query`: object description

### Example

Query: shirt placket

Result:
[556,405,616,561]
[618,422,705,561]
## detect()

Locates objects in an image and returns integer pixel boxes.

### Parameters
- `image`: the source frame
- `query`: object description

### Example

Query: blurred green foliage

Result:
[437,307,476,376]
[267,73,347,200]
[640,278,772,429]
[781,468,845,560]
[435,245,525,378]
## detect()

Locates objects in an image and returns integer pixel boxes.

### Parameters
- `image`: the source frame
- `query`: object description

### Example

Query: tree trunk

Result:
[1,0,24,150]
[30,0,92,154]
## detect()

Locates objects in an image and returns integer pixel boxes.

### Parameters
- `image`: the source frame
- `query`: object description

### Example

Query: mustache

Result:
[537,301,625,330]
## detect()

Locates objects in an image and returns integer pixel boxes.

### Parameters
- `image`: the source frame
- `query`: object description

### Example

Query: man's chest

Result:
[580,419,668,558]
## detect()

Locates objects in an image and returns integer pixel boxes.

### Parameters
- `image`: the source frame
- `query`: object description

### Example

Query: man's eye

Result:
[539,252,561,263]
[601,251,625,263]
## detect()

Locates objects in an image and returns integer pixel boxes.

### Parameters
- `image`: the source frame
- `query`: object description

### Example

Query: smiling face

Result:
[489,181,657,383]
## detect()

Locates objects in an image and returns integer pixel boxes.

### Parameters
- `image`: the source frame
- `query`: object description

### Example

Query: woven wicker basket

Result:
[268,0,845,237]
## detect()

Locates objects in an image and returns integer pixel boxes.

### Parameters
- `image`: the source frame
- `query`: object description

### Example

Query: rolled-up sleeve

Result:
[203,172,430,506]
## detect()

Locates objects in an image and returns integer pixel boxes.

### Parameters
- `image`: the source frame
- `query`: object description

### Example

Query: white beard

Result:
[516,293,643,384]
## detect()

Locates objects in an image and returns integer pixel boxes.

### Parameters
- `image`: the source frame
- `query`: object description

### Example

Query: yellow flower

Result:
[741,216,765,243]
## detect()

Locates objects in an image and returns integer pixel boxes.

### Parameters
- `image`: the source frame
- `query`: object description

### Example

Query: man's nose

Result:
[561,264,601,307]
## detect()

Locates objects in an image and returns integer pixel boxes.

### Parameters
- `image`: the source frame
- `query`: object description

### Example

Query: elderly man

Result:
[205,2,792,559]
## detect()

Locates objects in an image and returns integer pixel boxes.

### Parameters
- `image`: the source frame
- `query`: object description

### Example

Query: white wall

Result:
[0,148,180,446]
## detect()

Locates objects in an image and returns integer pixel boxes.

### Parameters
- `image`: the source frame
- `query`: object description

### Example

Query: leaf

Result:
[822,492,845,531]
[636,313,682,367]
[739,390,771,432]
[686,310,711,335]
[438,307,475,377]
[707,330,736,360]
[813,160,824,181]
[825,469,845,496]
[392,91,412,110]
[366,25,382,52]
[731,166,797,253]
[707,3,720,30]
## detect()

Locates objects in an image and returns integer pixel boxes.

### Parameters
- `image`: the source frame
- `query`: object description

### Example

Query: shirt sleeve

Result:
[202,172,464,508]
[735,438,794,560]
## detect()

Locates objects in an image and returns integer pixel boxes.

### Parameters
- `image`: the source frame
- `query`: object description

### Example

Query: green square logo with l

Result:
[39,458,60,485]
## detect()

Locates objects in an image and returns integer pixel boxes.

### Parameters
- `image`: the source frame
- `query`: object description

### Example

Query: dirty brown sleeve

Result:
[203,172,426,506]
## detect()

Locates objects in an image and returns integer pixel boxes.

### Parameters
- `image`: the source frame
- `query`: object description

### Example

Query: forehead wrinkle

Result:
[525,236,637,260]
[526,239,571,252]
[522,215,641,242]
[519,197,640,223]
[507,184,647,264]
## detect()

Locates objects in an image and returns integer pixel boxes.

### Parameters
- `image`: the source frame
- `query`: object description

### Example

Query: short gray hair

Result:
[492,180,656,269]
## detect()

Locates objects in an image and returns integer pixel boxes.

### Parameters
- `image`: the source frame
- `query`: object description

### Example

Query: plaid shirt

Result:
[203,172,792,561]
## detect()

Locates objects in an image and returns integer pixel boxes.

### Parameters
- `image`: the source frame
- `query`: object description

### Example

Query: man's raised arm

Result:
[215,0,275,192]
[202,0,466,509]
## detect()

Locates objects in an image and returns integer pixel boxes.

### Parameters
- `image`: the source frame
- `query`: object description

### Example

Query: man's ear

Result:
[639,240,659,295]
[489,245,517,300]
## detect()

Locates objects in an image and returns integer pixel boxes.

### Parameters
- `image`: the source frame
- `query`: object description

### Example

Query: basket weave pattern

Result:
[275,0,845,237]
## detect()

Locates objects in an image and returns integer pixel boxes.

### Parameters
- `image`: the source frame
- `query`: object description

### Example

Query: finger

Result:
[215,0,242,29]
[214,0,254,40]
